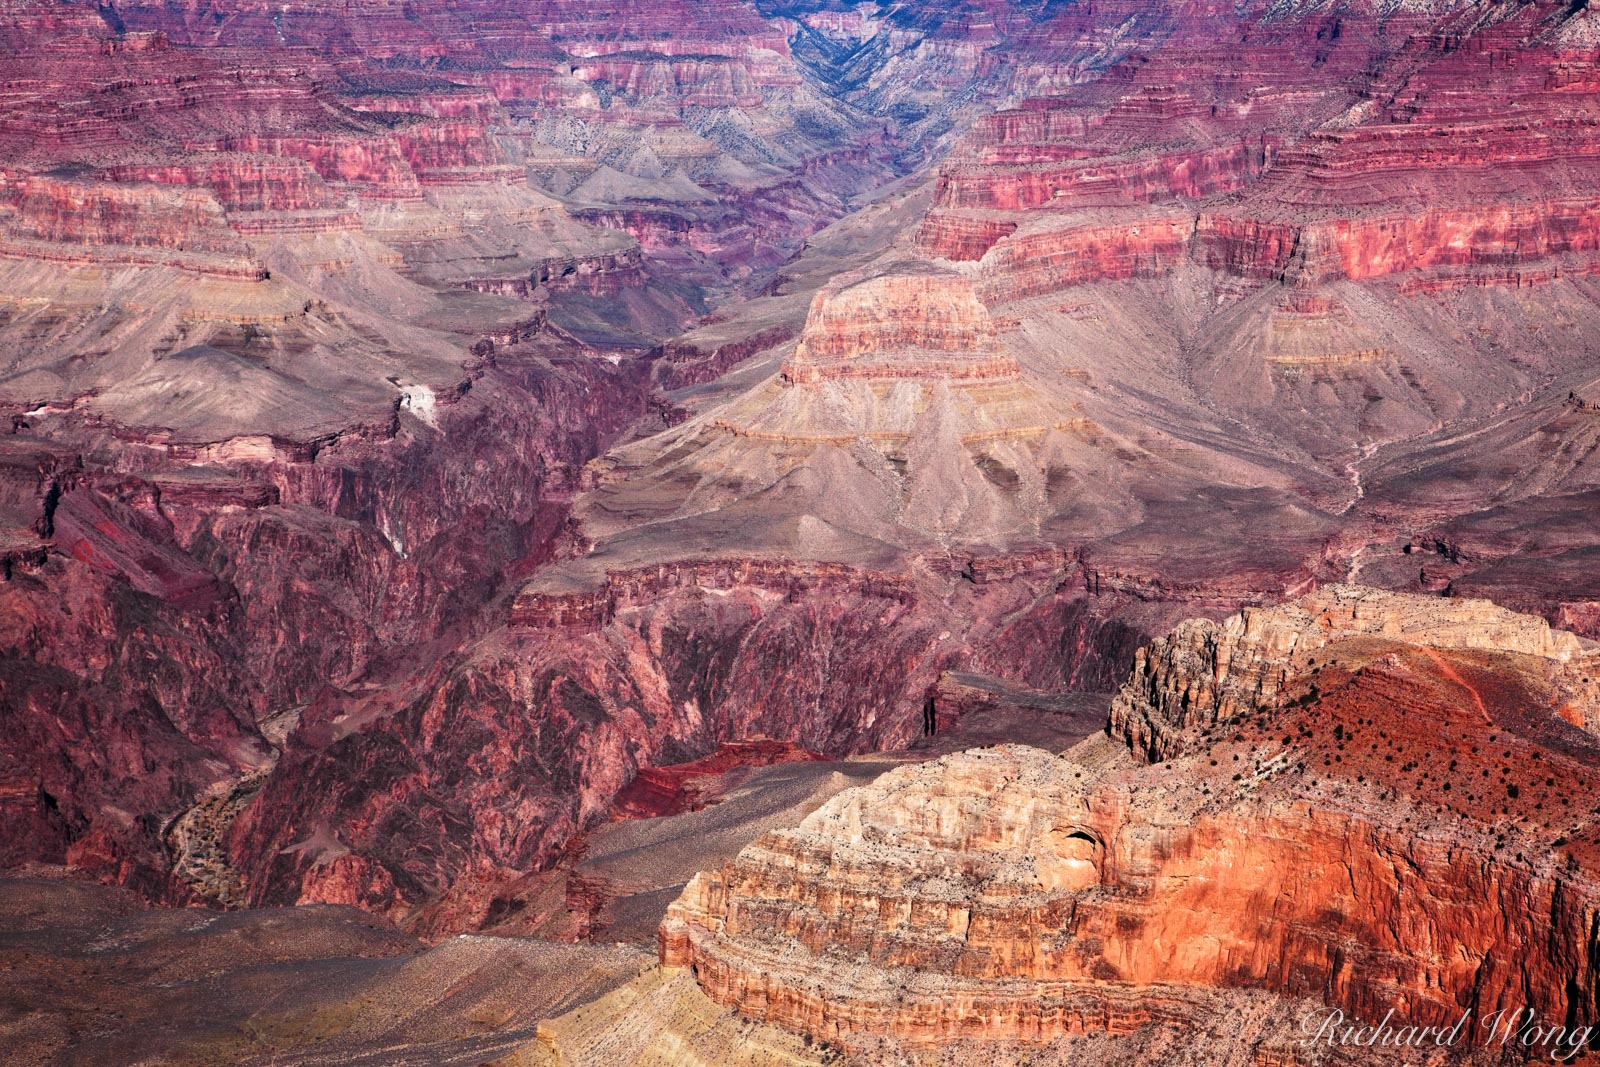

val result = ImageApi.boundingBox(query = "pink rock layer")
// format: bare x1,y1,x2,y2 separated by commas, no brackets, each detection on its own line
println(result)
780,267,1021,385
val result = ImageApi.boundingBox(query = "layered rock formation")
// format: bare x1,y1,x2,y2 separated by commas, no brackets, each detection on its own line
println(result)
906,0,1600,483
0,0,921,355
368,0,1600,924
0,347,653,899
519,243,1330,599
0,173,266,277
8,6,1600,1044
661,588,1600,1062
1112,584,1597,759
0,0,936,913
780,265,1019,384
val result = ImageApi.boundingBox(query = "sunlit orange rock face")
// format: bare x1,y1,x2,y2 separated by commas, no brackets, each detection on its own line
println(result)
662,588,1600,1060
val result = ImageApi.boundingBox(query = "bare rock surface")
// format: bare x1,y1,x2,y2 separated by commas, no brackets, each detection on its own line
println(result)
5,9,1600,1066
660,589,1600,1063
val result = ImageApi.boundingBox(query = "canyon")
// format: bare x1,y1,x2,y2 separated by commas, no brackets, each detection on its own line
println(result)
3,0,1600,1061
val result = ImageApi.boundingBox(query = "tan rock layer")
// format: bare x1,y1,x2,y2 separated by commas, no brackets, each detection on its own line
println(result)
662,589,1600,1059
780,268,1019,385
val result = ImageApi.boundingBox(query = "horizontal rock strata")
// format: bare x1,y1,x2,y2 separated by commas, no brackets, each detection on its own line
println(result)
662,588,1600,1060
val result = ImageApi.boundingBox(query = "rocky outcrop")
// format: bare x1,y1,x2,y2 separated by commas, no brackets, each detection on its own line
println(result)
780,265,1019,384
510,558,916,630
394,123,524,186
973,211,1194,302
570,55,767,109
912,212,1017,262
202,135,427,200
652,322,801,390
610,740,825,820
932,139,1267,213
1196,200,1600,287
104,158,361,233
1111,584,1592,760
662,589,1600,1060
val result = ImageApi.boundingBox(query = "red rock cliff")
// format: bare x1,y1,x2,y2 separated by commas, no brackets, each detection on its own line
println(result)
662,588,1600,1060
